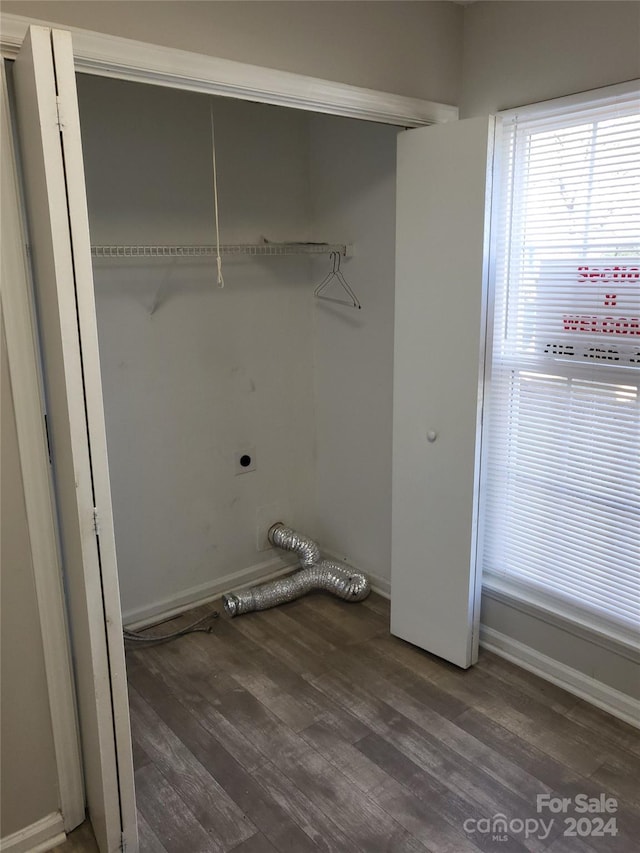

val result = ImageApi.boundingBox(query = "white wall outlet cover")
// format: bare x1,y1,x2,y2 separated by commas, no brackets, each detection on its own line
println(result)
235,448,256,475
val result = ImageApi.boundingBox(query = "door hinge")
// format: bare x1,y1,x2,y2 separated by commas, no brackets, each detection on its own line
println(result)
92,507,100,537
55,95,65,130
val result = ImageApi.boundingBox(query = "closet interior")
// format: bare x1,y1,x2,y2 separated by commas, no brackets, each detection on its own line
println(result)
75,74,399,627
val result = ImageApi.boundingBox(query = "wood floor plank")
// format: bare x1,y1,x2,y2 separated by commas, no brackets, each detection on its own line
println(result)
368,775,483,853
231,604,338,659
335,639,470,720
134,763,215,853
216,684,312,763
137,813,170,853
299,593,390,643
131,646,267,774
270,749,431,853
127,657,320,853
544,835,599,853
131,735,152,772
228,834,279,853
203,613,324,687
368,633,455,684
471,654,640,782
129,685,256,850
306,666,554,849
226,616,332,682
544,820,634,853
172,629,319,732
360,591,391,619
588,757,640,815
210,614,370,741
369,635,607,777
280,597,375,649
356,732,533,853
213,684,430,853
49,822,98,853
475,650,580,714
566,700,640,759
331,646,556,806
436,671,619,773
299,719,389,793
251,758,357,853
455,707,588,789
455,708,640,853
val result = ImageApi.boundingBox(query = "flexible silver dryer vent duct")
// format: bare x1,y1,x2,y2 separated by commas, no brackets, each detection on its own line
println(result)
270,523,320,567
222,523,370,617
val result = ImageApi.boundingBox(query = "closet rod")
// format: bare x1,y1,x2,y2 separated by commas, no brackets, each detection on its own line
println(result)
91,243,350,259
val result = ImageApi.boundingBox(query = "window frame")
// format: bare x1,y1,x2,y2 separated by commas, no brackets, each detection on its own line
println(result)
479,79,640,655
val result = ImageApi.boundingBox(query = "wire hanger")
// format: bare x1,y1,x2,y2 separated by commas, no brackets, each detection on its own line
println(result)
314,251,361,310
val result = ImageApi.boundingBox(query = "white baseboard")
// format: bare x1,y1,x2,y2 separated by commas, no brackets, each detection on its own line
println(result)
368,573,390,599
124,551,391,630
123,555,296,629
0,813,66,853
480,625,640,730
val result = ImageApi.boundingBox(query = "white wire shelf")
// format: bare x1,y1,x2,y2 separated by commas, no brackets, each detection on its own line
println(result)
90,242,349,259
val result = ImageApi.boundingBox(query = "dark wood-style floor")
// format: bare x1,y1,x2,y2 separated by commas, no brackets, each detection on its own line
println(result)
51,820,98,852
124,593,640,852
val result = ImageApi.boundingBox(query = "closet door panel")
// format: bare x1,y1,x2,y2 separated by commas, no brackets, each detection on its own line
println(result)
50,29,138,849
392,116,494,669
13,25,136,852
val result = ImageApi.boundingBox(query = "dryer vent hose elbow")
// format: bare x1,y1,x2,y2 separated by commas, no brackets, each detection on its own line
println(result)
222,523,370,617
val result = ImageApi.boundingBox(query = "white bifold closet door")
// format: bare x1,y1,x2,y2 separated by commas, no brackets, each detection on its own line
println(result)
392,117,494,669
13,26,137,852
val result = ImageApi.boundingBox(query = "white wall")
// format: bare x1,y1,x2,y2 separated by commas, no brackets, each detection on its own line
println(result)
3,1,463,105
78,77,317,620
79,74,401,617
460,1,640,118
309,115,398,588
1,317,60,838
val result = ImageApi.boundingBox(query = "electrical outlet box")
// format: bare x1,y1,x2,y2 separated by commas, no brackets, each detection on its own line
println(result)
256,502,288,551
235,448,256,475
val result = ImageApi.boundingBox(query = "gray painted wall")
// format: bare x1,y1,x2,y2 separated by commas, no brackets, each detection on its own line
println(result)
79,78,317,621
78,76,400,620
310,114,398,586
2,1,464,105
1,317,60,838
460,1,640,118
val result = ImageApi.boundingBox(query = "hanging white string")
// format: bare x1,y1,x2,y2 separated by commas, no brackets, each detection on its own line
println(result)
210,104,224,288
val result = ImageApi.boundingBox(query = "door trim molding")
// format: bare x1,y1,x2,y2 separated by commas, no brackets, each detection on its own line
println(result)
0,64,85,831
0,12,457,127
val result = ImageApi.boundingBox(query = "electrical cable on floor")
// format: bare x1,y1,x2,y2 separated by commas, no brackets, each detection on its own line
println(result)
123,609,219,645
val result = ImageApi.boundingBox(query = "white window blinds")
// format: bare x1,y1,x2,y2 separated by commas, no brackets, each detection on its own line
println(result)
482,86,640,637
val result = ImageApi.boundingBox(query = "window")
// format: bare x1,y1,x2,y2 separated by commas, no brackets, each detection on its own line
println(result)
482,84,640,641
